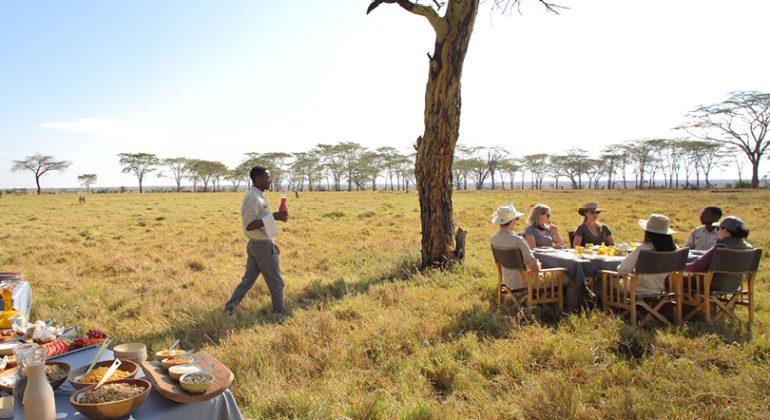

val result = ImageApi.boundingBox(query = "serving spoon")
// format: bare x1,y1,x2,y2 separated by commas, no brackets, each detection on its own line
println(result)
94,359,122,390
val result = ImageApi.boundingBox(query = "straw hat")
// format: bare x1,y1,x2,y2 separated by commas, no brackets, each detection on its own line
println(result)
578,202,603,216
638,214,675,235
490,204,524,225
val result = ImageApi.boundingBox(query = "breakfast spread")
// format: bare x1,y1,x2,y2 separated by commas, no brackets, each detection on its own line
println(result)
80,382,145,404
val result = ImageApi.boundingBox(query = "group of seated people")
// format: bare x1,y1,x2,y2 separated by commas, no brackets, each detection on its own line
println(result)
490,202,753,305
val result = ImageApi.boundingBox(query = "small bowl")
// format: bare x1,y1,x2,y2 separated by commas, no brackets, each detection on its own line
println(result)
70,378,151,420
68,359,139,390
168,364,200,380
159,356,194,370
46,361,71,390
0,361,70,395
154,348,186,361
179,373,214,394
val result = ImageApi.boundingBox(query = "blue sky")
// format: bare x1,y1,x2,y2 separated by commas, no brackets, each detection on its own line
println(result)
2,0,769,188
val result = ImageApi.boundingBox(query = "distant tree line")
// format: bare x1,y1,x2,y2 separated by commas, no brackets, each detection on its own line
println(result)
6,91,770,193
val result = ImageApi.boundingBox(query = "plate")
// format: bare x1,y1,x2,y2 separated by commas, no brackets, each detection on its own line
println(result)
0,342,20,356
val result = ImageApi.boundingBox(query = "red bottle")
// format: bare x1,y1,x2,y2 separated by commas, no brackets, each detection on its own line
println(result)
278,194,288,213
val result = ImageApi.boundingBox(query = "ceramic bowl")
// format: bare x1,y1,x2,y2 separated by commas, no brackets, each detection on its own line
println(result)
159,356,194,370
154,348,186,361
112,343,147,363
179,373,214,394
69,378,151,420
168,364,200,381
68,359,139,390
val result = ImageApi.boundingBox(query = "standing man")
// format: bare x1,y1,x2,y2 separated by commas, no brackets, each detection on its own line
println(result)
225,166,289,316
685,206,722,251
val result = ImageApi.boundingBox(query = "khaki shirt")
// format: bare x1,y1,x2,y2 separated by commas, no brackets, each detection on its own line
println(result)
685,226,719,251
490,227,537,290
242,187,271,241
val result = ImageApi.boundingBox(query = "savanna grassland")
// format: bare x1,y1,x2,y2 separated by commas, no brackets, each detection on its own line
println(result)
1,189,769,418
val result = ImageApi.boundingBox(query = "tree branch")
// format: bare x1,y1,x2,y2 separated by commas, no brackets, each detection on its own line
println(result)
367,0,446,36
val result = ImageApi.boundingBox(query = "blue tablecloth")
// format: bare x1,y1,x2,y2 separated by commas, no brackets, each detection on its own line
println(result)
0,281,31,320
534,250,625,288
13,347,244,419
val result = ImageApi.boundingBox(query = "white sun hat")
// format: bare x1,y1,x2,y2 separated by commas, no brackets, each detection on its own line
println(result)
638,214,676,235
490,204,524,225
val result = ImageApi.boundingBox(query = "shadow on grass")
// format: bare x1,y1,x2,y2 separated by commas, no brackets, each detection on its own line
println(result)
133,254,423,350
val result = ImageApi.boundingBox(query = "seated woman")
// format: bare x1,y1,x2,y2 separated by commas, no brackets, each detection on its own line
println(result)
573,202,615,247
617,214,677,293
524,204,565,249
489,204,540,291
685,216,752,292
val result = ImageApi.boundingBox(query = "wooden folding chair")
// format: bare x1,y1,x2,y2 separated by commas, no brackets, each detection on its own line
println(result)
600,248,689,327
682,248,762,326
491,246,566,313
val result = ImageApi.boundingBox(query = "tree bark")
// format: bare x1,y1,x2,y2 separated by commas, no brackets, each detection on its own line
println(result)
415,0,479,269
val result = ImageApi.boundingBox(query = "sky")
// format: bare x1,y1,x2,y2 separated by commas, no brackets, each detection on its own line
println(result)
1,0,769,189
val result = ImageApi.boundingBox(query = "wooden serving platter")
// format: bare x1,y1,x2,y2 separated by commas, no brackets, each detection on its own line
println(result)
139,350,234,404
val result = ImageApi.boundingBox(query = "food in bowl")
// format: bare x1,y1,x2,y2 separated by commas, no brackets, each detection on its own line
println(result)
160,356,193,370
79,366,132,384
179,373,214,394
168,364,200,380
79,382,145,404
155,349,185,360
45,364,68,382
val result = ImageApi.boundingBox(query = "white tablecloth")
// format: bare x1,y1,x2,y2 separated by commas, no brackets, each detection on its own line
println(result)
13,346,244,419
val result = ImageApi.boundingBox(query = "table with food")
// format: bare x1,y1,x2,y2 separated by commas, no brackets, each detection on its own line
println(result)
533,244,700,305
0,320,242,419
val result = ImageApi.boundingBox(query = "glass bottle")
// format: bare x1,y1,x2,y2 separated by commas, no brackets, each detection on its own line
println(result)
12,343,38,406
23,347,55,420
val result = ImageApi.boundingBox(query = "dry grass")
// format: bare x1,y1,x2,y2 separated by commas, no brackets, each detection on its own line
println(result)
1,189,769,418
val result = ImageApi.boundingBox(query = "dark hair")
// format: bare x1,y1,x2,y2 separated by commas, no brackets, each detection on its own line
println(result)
704,206,723,219
249,166,268,182
725,226,750,239
643,231,676,252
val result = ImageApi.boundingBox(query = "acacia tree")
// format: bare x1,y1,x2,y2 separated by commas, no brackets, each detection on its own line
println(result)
11,154,72,195
77,174,97,193
118,153,159,193
368,0,561,268
159,157,190,192
681,91,770,188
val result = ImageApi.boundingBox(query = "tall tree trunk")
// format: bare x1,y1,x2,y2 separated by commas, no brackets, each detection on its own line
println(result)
415,0,478,269
751,159,760,188
35,174,41,195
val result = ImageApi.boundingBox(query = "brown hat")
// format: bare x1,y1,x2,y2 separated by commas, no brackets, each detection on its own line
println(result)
578,202,603,216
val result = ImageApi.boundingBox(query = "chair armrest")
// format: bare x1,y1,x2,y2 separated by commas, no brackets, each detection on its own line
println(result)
539,268,567,273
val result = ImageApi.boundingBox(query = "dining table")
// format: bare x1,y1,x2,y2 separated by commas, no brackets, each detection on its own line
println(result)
12,346,244,419
533,247,700,308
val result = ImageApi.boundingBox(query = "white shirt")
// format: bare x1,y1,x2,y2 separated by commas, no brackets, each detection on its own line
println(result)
617,242,667,293
685,226,719,251
490,227,537,290
242,187,271,241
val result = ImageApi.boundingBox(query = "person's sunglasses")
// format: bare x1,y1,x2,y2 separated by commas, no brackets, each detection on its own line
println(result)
588,210,601,215
542,213,551,217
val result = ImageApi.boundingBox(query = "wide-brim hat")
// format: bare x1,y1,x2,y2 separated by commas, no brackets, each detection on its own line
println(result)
712,216,745,231
578,202,603,216
638,214,675,235
490,204,524,225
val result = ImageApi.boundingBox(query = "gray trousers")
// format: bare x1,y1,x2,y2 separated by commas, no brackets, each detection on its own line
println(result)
225,240,285,314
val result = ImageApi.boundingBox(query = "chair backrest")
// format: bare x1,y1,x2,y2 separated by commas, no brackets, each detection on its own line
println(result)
490,246,527,270
635,248,689,274
568,231,576,248
709,248,762,274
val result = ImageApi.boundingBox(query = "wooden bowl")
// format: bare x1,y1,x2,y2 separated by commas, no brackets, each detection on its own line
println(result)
69,378,151,420
68,359,139,390
47,361,70,390
0,361,70,394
